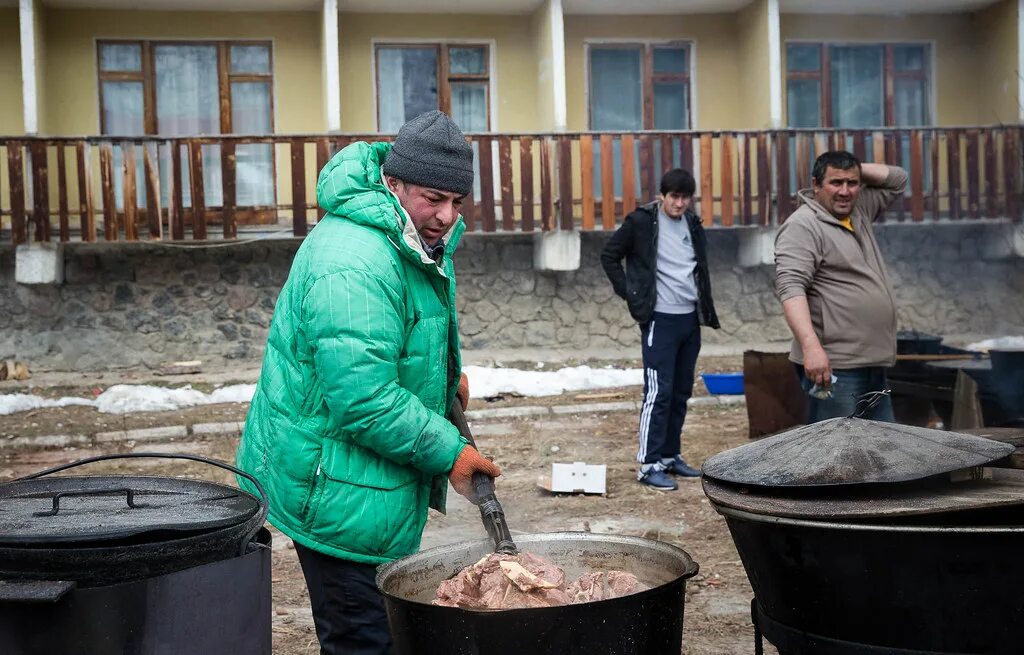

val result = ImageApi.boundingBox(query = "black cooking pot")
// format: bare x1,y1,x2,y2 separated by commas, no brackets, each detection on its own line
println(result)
896,330,944,355
0,453,268,592
989,349,1024,422
721,506,1024,654
376,532,699,655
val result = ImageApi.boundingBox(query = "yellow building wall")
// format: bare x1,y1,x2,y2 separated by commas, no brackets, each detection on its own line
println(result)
564,14,744,131
781,13,980,126
531,2,556,130
0,8,24,135
974,0,1019,124
337,13,539,133
42,9,324,136
736,0,773,129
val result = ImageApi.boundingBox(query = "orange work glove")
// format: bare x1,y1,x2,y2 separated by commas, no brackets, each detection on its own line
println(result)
448,445,501,503
456,372,470,410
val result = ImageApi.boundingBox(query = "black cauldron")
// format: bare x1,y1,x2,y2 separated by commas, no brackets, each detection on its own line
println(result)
703,417,1024,655
376,532,699,655
0,453,272,655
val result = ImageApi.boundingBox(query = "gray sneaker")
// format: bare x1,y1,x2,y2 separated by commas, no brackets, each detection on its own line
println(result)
637,463,678,490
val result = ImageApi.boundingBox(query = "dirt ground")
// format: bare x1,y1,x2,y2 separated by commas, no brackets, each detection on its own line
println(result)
0,356,775,654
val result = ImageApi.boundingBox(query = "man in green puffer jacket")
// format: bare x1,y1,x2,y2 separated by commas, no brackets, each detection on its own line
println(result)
235,111,501,655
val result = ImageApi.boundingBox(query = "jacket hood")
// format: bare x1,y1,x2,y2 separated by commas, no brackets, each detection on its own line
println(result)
796,188,847,227
315,141,465,271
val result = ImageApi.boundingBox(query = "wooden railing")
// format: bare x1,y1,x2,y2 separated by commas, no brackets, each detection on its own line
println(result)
2,126,1021,244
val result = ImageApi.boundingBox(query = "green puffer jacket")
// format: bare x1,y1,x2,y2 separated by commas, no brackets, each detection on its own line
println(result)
235,140,467,565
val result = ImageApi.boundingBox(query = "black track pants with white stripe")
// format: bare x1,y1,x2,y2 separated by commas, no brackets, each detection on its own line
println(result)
636,311,701,465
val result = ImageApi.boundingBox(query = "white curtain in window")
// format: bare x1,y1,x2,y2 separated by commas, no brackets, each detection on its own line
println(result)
155,44,222,207
101,81,147,210
830,46,883,128
451,82,488,132
231,81,275,207
589,48,642,131
377,47,437,132
590,48,642,199
378,49,407,133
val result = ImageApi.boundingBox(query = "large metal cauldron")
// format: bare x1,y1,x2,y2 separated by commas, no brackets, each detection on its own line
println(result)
376,532,699,655
703,417,1024,655
0,453,272,655
720,505,1024,655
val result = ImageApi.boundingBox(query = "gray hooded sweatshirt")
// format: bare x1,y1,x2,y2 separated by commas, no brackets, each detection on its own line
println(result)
774,167,908,369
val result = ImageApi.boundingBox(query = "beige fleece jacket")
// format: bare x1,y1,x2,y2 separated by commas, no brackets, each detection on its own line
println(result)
774,167,908,368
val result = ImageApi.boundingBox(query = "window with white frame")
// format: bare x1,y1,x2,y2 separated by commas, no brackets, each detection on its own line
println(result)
375,43,491,133
588,42,691,131
786,42,931,128
97,40,276,216
587,42,692,200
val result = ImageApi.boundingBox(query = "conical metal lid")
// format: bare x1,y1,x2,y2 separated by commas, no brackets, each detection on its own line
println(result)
702,418,1016,488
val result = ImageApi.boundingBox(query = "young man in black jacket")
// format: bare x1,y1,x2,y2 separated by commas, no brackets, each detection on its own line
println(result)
601,169,720,490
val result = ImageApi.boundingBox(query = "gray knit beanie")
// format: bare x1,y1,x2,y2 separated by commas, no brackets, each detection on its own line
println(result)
382,110,475,196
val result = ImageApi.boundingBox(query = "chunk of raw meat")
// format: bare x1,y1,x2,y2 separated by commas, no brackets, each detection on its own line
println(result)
433,551,647,610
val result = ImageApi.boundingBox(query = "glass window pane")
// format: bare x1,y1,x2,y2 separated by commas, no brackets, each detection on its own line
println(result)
235,144,275,206
451,82,488,132
231,81,272,133
155,45,222,207
653,47,687,74
893,45,926,72
786,44,821,72
100,43,142,72
230,44,271,74
589,47,642,130
787,79,821,128
101,81,145,134
155,44,220,135
230,81,275,207
448,47,486,75
894,77,928,126
377,47,438,132
110,145,147,211
653,82,689,129
830,45,883,128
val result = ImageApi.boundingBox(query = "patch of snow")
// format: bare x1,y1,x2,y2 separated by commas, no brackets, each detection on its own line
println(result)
0,366,642,417
0,394,94,415
967,336,1024,352
0,384,256,416
463,365,643,398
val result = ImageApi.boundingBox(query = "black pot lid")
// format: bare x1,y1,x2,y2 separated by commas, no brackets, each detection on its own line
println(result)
701,418,1016,488
703,473,1024,520
0,475,260,545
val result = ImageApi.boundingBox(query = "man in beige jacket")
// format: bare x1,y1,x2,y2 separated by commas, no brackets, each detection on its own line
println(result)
775,150,908,423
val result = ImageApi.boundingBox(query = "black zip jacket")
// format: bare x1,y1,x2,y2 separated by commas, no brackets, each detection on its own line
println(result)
600,202,720,328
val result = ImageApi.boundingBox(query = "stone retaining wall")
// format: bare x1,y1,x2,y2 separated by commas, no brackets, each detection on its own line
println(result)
2,221,1022,371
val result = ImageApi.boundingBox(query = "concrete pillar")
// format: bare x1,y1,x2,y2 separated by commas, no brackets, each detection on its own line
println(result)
737,226,778,267
18,0,42,135
322,0,341,133
736,0,782,129
532,0,567,132
767,0,782,128
534,230,580,271
549,0,567,132
15,243,63,284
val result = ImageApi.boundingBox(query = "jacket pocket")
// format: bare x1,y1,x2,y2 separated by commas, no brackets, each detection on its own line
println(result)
305,440,426,558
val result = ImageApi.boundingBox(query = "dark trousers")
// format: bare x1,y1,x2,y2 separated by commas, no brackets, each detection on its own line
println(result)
796,365,895,424
294,542,394,655
637,311,701,464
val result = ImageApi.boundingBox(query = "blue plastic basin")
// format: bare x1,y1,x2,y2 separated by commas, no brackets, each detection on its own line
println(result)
701,372,745,395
